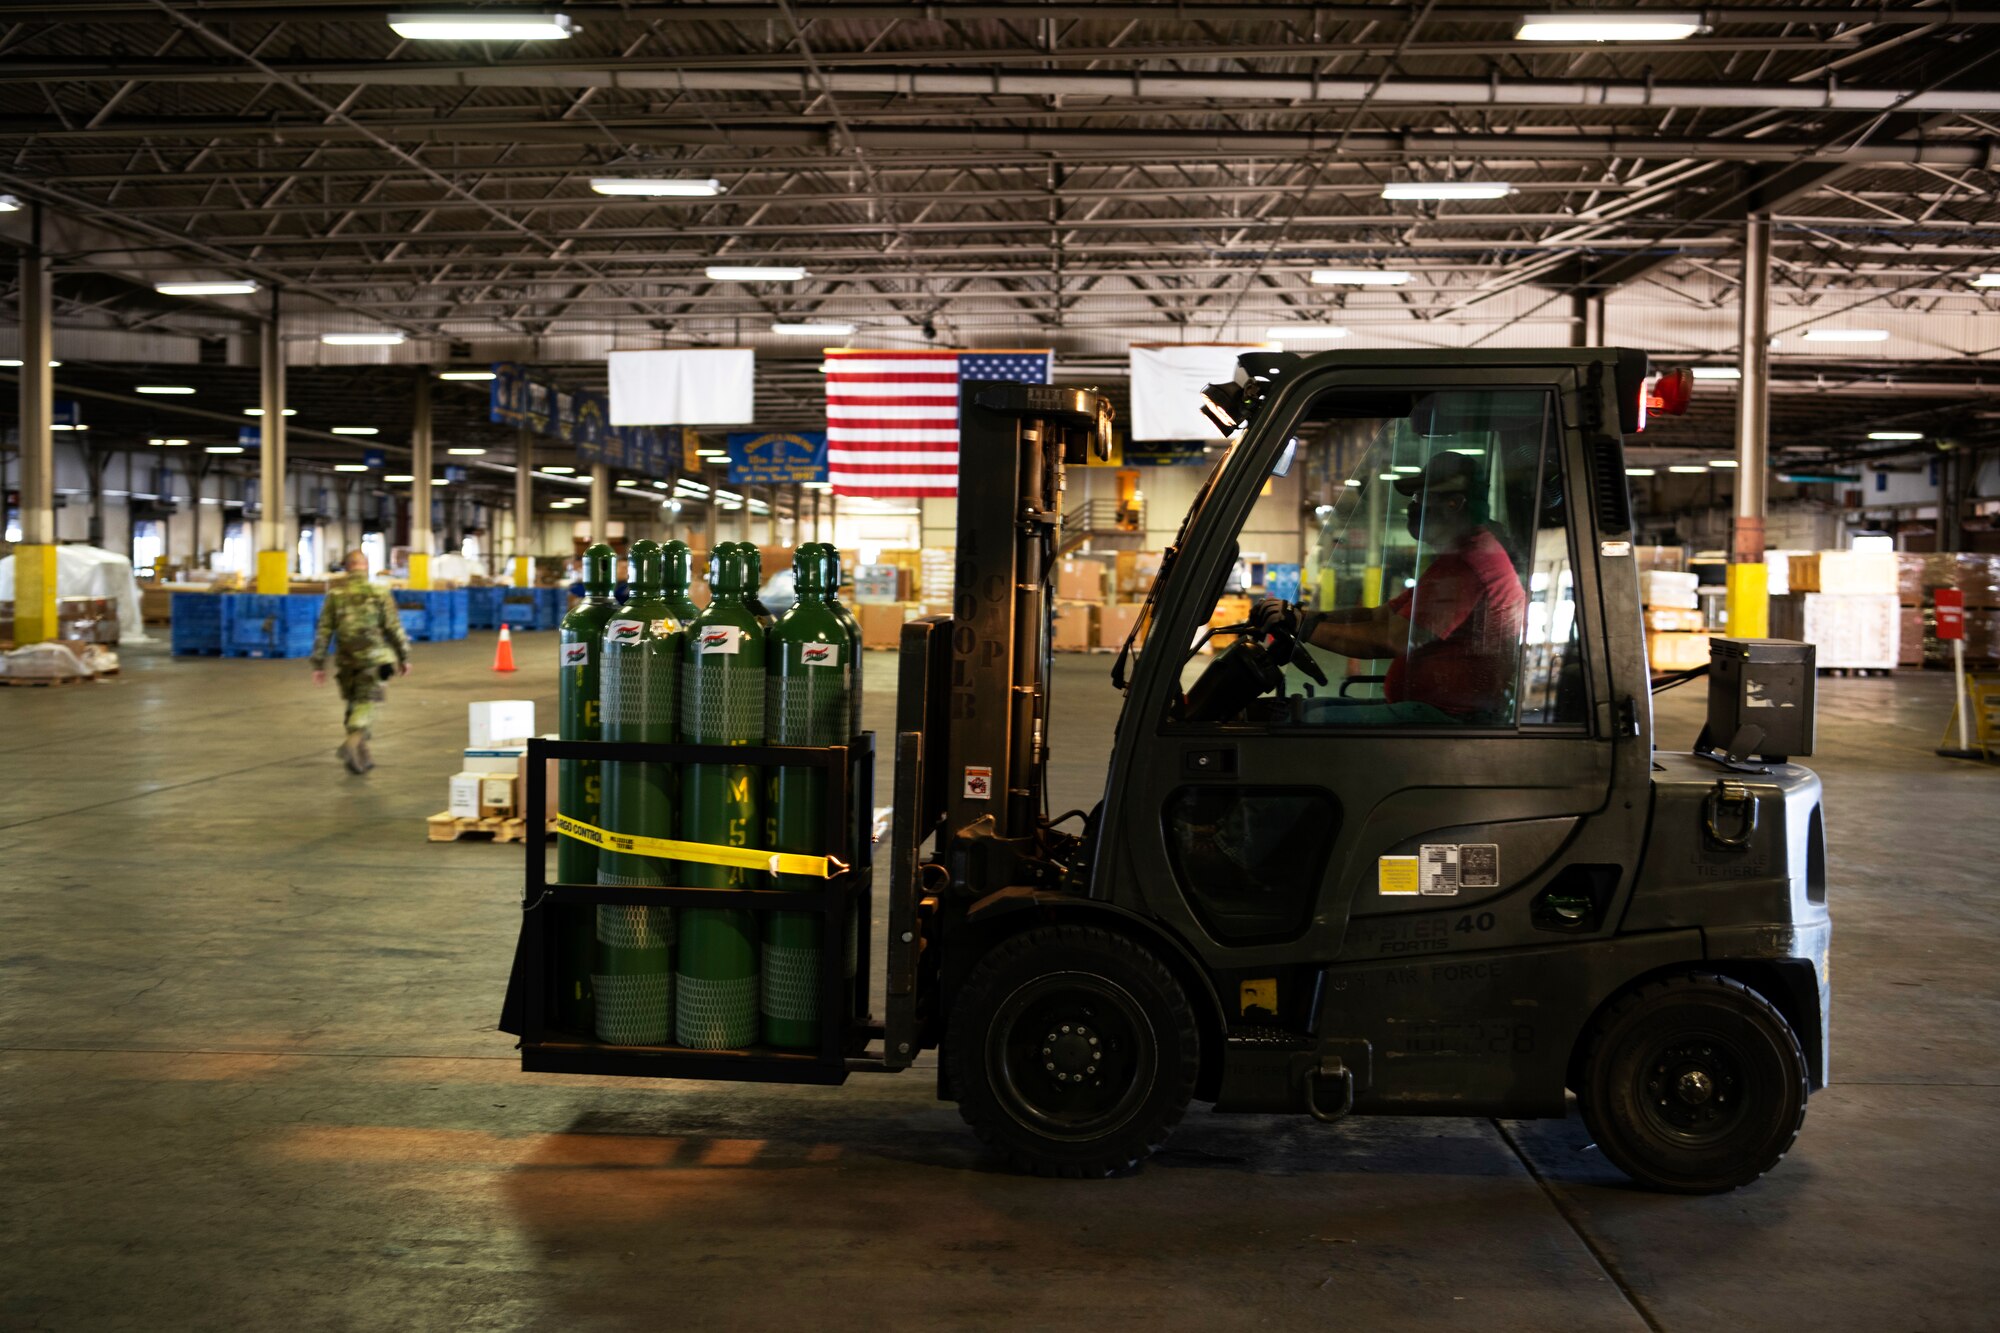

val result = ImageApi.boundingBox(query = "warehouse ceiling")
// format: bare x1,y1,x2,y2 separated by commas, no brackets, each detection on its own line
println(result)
1,0,1997,487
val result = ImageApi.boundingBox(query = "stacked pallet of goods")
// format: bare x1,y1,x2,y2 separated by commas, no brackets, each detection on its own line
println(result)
1641,567,1708,672
1768,551,1900,672
1899,552,2000,669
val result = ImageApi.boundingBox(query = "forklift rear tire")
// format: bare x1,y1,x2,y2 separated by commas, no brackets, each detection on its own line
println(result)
949,925,1201,1178
1580,972,1808,1194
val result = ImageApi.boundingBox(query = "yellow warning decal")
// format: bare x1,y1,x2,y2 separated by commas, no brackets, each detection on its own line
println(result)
1239,978,1278,1014
553,813,847,879
1377,855,1421,896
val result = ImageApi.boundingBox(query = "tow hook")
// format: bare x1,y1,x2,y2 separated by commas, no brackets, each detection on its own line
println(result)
1302,1057,1355,1123
1703,779,1759,850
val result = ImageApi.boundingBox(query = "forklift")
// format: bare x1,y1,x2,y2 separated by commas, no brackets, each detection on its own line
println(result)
506,348,1829,1194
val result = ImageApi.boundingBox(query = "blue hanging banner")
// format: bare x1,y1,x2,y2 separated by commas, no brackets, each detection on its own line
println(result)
363,448,385,469
489,361,678,478
53,399,83,428
726,430,827,485
238,425,260,447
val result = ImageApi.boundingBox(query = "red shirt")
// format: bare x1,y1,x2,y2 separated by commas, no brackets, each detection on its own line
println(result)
1383,527,1527,717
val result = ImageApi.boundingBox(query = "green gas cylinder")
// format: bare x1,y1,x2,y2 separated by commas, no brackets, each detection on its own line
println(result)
676,543,766,1049
731,541,776,629
554,542,618,1031
813,543,866,742
661,538,699,626
593,539,684,1045
760,544,856,1049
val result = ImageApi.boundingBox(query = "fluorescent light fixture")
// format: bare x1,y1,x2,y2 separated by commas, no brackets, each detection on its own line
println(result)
51,423,86,431
321,332,406,346
1344,478,1362,487
1392,465,1422,473
334,463,370,472
148,438,191,447
1867,430,1924,441
771,321,855,336
1,359,61,367
1382,181,1514,201
1802,328,1889,342
0,194,19,212
706,265,809,281
432,477,450,486
697,449,730,458
439,370,497,381
1516,13,1704,41
135,385,196,395
385,473,415,482
331,426,379,435
590,177,723,198
1668,464,1709,474
616,478,637,487
243,407,297,416
1265,324,1350,338
651,480,669,489
1311,269,1410,286
541,465,576,475
1625,467,1657,476
1691,366,1741,381
388,12,572,41
205,445,245,454
447,447,486,456
1709,459,1740,468
155,280,259,297
1972,273,2000,288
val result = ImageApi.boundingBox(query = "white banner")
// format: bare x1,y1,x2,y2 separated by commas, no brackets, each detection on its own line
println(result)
608,348,754,425
1127,344,1270,441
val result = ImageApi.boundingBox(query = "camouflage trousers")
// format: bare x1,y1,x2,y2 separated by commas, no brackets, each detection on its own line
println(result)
336,662,390,735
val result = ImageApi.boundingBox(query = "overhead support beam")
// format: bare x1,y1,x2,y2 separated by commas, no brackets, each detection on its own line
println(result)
1,121,1990,168
41,3,2000,25
409,371,433,589
15,207,58,645
256,292,289,594
1728,216,1773,642
23,63,2000,114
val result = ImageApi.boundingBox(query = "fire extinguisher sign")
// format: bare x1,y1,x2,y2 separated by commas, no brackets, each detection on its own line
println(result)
1936,588,1966,641
964,765,993,800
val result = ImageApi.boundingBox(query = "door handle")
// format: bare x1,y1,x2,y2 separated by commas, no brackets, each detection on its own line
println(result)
1185,746,1237,776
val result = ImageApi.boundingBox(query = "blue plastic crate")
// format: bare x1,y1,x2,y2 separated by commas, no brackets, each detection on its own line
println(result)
393,589,469,642
221,593,324,659
170,593,225,655
536,586,569,630
500,593,539,629
466,586,505,629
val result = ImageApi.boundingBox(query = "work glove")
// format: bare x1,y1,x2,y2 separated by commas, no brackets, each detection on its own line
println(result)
1249,598,1298,637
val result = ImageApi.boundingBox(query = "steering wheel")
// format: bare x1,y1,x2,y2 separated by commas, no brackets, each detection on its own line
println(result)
1179,617,1327,722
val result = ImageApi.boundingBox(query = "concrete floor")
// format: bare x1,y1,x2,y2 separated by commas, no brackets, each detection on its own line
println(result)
2,637,1995,1331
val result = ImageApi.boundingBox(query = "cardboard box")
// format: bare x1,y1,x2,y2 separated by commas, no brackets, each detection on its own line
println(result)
1056,556,1111,604
480,773,518,815
1096,602,1143,650
1646,630,1712,672
448,771,485,819
1815,550,1898,596
1052,601,1097,651
469,700,536,748
1769,592,1900,670
1644,607,1707,632
1641,570,1700,609
858,602,912,650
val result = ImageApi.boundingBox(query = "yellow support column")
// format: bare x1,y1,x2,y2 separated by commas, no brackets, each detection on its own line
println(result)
15,544,59,644
408,551,432,590
256,549,290,594
1726,562,1769,639
513,555,531,588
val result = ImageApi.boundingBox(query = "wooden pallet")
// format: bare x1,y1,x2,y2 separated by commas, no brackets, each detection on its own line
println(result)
0,672,100,687
426,811,529,843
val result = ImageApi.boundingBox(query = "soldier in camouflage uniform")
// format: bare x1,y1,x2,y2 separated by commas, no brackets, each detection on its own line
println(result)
310,549,413,773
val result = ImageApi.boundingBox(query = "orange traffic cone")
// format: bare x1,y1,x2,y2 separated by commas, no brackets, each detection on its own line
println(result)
492,624,518,673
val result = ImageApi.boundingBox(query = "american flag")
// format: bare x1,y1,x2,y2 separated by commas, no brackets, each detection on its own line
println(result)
825,348,1054,498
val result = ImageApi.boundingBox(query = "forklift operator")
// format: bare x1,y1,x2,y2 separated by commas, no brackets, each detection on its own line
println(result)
1254,452,1527,724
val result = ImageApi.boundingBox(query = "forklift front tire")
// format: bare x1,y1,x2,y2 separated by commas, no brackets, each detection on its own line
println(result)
949,925,1201,1178
1580,972,1808,1194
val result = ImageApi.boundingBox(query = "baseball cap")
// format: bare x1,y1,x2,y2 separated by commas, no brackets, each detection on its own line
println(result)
1394,450,1481,497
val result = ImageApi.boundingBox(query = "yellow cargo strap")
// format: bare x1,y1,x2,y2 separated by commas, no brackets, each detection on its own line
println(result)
554,813,848,879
